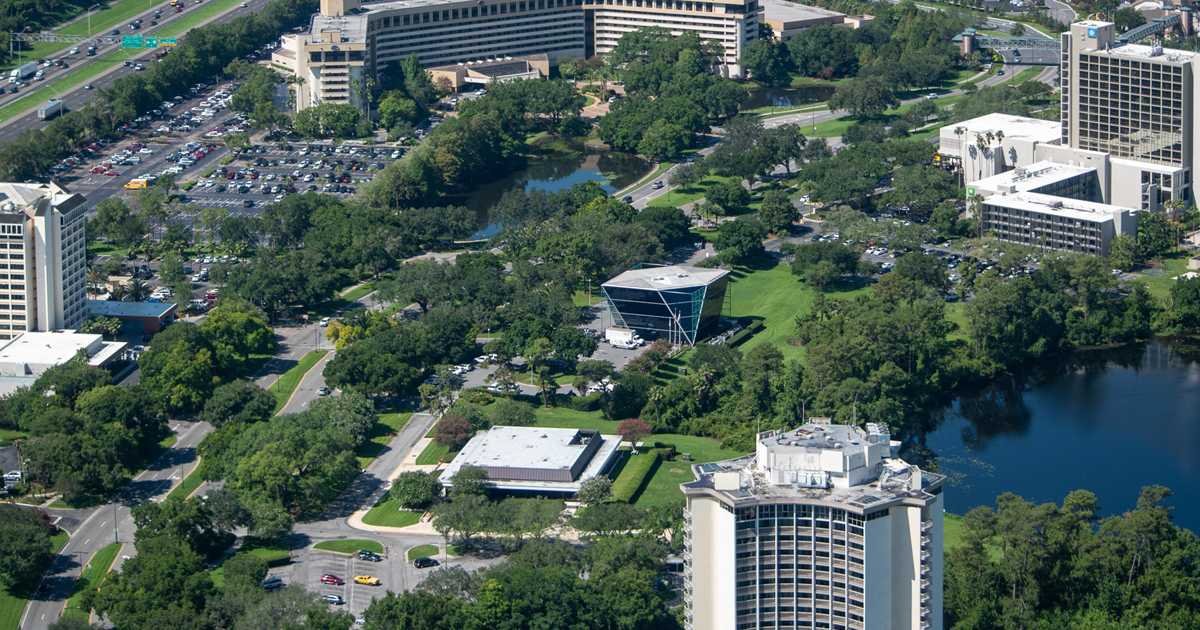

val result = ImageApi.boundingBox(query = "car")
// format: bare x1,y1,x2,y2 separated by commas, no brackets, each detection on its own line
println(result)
70,47,80,55
353,575,381,586
261,576,284,591
319,574,344,586
356,550,383,562
322,594,345,605
413,557,439,569
319,317,330,327
316,386,331,397
622,195,633,203
651,180,664,189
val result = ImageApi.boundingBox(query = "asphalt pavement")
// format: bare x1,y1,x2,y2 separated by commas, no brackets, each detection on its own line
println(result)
0,0,273,142
20,420,212,630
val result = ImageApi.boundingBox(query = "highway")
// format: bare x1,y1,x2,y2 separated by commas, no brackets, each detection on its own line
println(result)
0,0,272,143
1043,0,1078,28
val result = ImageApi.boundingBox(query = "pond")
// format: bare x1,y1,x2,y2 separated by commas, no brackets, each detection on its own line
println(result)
924,340,1200,530
462,148,651,239
742,85,837,110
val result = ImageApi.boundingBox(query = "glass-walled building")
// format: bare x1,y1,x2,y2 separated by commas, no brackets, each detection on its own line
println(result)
601,264,730,346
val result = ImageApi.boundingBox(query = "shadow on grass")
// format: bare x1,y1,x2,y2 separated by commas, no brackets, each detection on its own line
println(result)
625,452,664,505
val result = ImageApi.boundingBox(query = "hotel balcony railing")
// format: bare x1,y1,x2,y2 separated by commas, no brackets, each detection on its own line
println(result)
921,578,931,590
921,520,933,533
921,534,930,547
921,592,931,604
920,550,931,563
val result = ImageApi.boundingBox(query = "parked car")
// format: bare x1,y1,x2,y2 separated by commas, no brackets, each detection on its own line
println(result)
261,576,284,591
319,574,344,586
413,557,439,569
353,575,381,586
322,594,345,605
357,550,383,562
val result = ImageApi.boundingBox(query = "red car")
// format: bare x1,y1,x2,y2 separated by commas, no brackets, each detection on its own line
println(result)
104,170,119,177
90,166,105,174
319,574,344,586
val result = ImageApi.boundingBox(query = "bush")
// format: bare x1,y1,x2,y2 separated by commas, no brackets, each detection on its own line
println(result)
458,388,495,406
726,320,765,347
611,450,662,503
568,392,602,411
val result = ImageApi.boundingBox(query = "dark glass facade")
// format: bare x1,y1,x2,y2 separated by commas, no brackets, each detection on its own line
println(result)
601,277,727,345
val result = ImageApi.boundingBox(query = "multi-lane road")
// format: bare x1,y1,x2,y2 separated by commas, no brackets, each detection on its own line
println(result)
0,0,273,143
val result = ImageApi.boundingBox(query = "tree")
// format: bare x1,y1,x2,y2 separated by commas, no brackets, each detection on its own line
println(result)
705,180,751,213
434,413,473,452
202,380,275,427
378,91,423,132
715,217,767,264
449,465,489,498
0,506,54,590
791,241,861,290
362,592,469,630
138,323,216,416
90,198,147,247
884,165,958,218
576,477,613,505
222,553,268,591
893,252,949,292
743,39,793,86
89,536,213,630
636,205,692,249
759,189,797,234
787,25,858,78
1138,211,1177,259
390,471,440,510
636,119,689,161
484,397,536,427
199,298,275,375
292,103,366,139
829,77,898,118
617,418,651,446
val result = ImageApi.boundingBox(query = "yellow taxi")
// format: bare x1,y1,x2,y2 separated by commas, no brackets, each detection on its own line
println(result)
353,575,381,586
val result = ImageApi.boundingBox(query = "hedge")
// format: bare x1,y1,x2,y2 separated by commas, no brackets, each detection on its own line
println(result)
726,320,765,347
611,449,662,503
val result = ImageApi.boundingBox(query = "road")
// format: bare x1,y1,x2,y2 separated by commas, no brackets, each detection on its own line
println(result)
1043,0,1077,28
20,420,212,630
0,0,273,142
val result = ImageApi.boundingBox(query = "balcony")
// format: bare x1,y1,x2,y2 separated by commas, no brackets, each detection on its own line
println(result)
921,535,930,547
921,521,933,533
920,550,931,563
921,578,930,590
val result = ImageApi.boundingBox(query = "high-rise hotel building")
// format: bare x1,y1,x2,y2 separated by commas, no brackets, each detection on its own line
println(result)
1061,20,1200,208
273,0,762,111
681,421,944,630
0,183,87,340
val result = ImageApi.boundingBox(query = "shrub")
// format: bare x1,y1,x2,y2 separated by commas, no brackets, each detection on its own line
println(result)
611,450,662,503
568,392,602,411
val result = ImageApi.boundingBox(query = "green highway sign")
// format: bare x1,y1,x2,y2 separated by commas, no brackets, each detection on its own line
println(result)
119,35,178,49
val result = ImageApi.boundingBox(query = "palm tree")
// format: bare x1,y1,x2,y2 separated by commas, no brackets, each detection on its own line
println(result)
126,278,149,302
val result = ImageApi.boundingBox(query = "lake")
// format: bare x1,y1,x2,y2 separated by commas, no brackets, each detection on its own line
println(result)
924,340,1200,530
742,85,837,110
462,149,651,239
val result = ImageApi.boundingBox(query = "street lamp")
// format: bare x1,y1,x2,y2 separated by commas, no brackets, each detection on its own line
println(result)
87,4,102,37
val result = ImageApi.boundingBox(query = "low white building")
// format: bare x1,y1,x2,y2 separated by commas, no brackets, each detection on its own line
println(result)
438,426,621,495
938,113,1062,183
0,331,126,377
978,191,1138,256
968,160,1101,201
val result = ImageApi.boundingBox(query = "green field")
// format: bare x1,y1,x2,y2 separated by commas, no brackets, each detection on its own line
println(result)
647,174,739,210
268,350,327,412
340,282,376,303
415,440,452,465
164,464,204,501
726,262,870,364
406,544,438,561
62,542,121,622
361,498,422,528
0,428,26,446
355,412,413,468
314,539,384,555
1133,253,1191,301
0,531,69,630
531,410,744,507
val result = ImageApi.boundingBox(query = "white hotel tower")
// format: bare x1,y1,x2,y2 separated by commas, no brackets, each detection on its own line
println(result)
681,421,944,630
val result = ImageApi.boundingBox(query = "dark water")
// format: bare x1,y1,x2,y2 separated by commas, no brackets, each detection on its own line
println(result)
923,340,1200,530
462,150,650,239
742,85,837,109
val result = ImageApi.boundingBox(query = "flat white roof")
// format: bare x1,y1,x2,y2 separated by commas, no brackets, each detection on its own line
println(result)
0,332,126,374
439,426,622,493
944,113,1061,143
764,0,844,23
1096,42,1199,64
983,191,1133,222
970,161,1095,194
603,265,730,291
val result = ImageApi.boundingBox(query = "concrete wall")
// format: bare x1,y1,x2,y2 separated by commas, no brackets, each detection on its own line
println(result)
687,497,736,630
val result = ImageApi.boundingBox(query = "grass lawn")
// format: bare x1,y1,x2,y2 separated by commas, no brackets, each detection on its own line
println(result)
647,174,739,209
1010,66,1041,86
532,408,745,507
340,282,376,303
268,350,327,412
355,412,413,468
572,289,600,307
1133,252,1191,301
0,428,26,446
945,301,969,342
414,440,452,465
62,542,121,622
164,464,203,501
0,531,69,629
361,497,422,528
726,261,870,364
944,512,965,550
314,539,383,555
406,544,439,561
158,433,177,449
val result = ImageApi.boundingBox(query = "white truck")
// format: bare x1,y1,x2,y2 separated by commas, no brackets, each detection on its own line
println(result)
37,99,64,120
8,62,36,83
606,327,643,348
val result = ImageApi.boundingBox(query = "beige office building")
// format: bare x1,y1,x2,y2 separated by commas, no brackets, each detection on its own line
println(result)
0,183,87,340
1061,20,1200,209
682,421,944,630
978,191,1137,256
275,0,763,111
